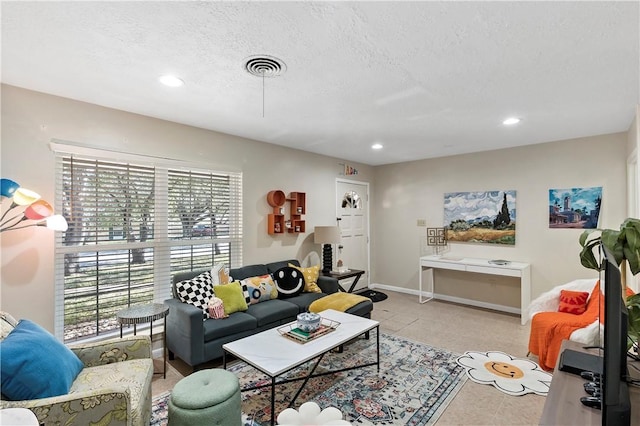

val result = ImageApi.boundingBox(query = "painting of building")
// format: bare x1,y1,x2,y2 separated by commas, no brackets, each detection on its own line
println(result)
548,186,602,229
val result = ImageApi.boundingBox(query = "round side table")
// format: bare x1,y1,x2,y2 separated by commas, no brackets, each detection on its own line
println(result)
117,303,170,378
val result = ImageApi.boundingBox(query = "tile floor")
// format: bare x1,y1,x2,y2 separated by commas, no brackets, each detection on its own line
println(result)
152,290,546,425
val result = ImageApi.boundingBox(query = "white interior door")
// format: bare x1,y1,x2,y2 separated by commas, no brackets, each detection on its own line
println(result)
336,179,369,292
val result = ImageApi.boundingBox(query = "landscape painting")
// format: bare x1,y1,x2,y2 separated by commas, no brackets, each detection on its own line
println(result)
443,190,516,245
549,186,602,229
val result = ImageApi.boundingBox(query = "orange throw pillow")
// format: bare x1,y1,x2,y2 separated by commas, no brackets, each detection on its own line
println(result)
558,290,590,315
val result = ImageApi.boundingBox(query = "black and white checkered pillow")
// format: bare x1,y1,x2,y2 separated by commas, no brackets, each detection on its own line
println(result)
176,271,214,319
240,282,251,305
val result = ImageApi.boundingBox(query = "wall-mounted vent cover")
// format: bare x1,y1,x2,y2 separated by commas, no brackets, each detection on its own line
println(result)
244,55,287,78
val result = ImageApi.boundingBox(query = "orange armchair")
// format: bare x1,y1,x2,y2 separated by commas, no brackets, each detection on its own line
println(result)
528,278,634,371
528,279,601,371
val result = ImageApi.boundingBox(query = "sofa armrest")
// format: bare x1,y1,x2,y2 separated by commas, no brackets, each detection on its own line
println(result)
0,387,133,426
164,298,206,366
70,335,152,367
317,275,340,294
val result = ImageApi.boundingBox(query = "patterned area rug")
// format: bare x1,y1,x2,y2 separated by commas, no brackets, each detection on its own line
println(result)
456,350,552,396
151,332,467,426
151,391,169,425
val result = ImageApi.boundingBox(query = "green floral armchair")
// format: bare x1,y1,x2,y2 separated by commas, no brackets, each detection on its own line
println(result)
0,312,153,426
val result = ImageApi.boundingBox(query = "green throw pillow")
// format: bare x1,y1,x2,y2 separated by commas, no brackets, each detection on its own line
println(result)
215,282,249,315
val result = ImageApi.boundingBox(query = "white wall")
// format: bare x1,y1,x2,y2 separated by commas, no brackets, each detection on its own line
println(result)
371,133,628,305
0,85,373,331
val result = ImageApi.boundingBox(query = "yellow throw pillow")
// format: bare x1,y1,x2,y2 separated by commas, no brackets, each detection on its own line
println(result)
289,263,322,293
309,292,369,313
214,282,248,315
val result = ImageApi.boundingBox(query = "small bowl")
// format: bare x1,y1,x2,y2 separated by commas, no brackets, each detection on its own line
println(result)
297,312,321,332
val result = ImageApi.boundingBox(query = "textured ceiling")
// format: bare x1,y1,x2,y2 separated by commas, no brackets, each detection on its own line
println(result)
1,1,639,166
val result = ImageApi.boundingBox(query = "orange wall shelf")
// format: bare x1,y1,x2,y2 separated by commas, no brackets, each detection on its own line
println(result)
267,190,306,234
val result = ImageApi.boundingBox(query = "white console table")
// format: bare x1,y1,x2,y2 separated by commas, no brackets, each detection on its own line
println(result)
419,255,531,325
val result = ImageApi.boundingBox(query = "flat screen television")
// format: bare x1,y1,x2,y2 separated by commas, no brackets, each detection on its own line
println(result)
601,246,631,425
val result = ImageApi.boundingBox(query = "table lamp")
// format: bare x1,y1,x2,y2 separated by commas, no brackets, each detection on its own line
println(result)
314,226,341,274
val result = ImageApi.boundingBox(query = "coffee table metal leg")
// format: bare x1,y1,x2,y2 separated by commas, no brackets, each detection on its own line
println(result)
289,353,326,407
271,376,276,426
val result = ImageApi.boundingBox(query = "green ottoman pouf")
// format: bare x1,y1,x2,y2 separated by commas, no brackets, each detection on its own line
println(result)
168,368,241,426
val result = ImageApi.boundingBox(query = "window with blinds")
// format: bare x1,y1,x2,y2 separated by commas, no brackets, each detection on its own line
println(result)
54,152,242,342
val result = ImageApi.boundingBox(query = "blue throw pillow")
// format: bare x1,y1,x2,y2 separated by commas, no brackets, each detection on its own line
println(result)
0,319,84,400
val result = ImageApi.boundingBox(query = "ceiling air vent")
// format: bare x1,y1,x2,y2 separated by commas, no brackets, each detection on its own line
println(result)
244,55,287,78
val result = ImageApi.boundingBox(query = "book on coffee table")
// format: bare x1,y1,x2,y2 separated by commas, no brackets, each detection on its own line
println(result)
278,319,340,344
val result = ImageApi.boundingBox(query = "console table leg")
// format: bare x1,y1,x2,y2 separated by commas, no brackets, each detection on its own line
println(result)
419,266,434,304
347,275,361,293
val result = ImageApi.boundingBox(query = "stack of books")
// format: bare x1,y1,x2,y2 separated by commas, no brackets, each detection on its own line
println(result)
282,324,335,343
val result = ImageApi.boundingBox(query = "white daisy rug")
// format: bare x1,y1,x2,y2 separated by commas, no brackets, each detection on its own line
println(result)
456,350,552,396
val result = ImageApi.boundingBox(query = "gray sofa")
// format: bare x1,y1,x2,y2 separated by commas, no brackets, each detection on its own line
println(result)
165,259,373,368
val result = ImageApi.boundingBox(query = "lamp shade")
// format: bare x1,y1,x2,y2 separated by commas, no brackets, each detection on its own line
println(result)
314,226,341,244
45,215,68,232
24,200,54,220
12,188,41,206
0,179,20,198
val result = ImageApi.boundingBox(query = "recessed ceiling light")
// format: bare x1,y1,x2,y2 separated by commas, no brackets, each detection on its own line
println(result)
158,75,184,87
503,117,521,125
372,143,383,150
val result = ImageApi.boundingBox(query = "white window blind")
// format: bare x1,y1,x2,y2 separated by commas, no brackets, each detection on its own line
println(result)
53,148,242,342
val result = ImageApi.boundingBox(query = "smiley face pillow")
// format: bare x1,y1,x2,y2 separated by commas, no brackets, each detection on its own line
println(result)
272,266,305,299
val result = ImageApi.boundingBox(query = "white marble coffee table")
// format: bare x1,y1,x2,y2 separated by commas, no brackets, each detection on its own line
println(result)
222,309,379,425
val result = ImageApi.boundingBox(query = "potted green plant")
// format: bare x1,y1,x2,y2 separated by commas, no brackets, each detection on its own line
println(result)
578,217,640,352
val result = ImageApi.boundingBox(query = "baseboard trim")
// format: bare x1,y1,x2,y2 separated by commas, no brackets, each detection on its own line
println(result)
369,283,416,295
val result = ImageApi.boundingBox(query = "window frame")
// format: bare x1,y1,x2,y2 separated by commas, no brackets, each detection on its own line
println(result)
51,141,243,341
